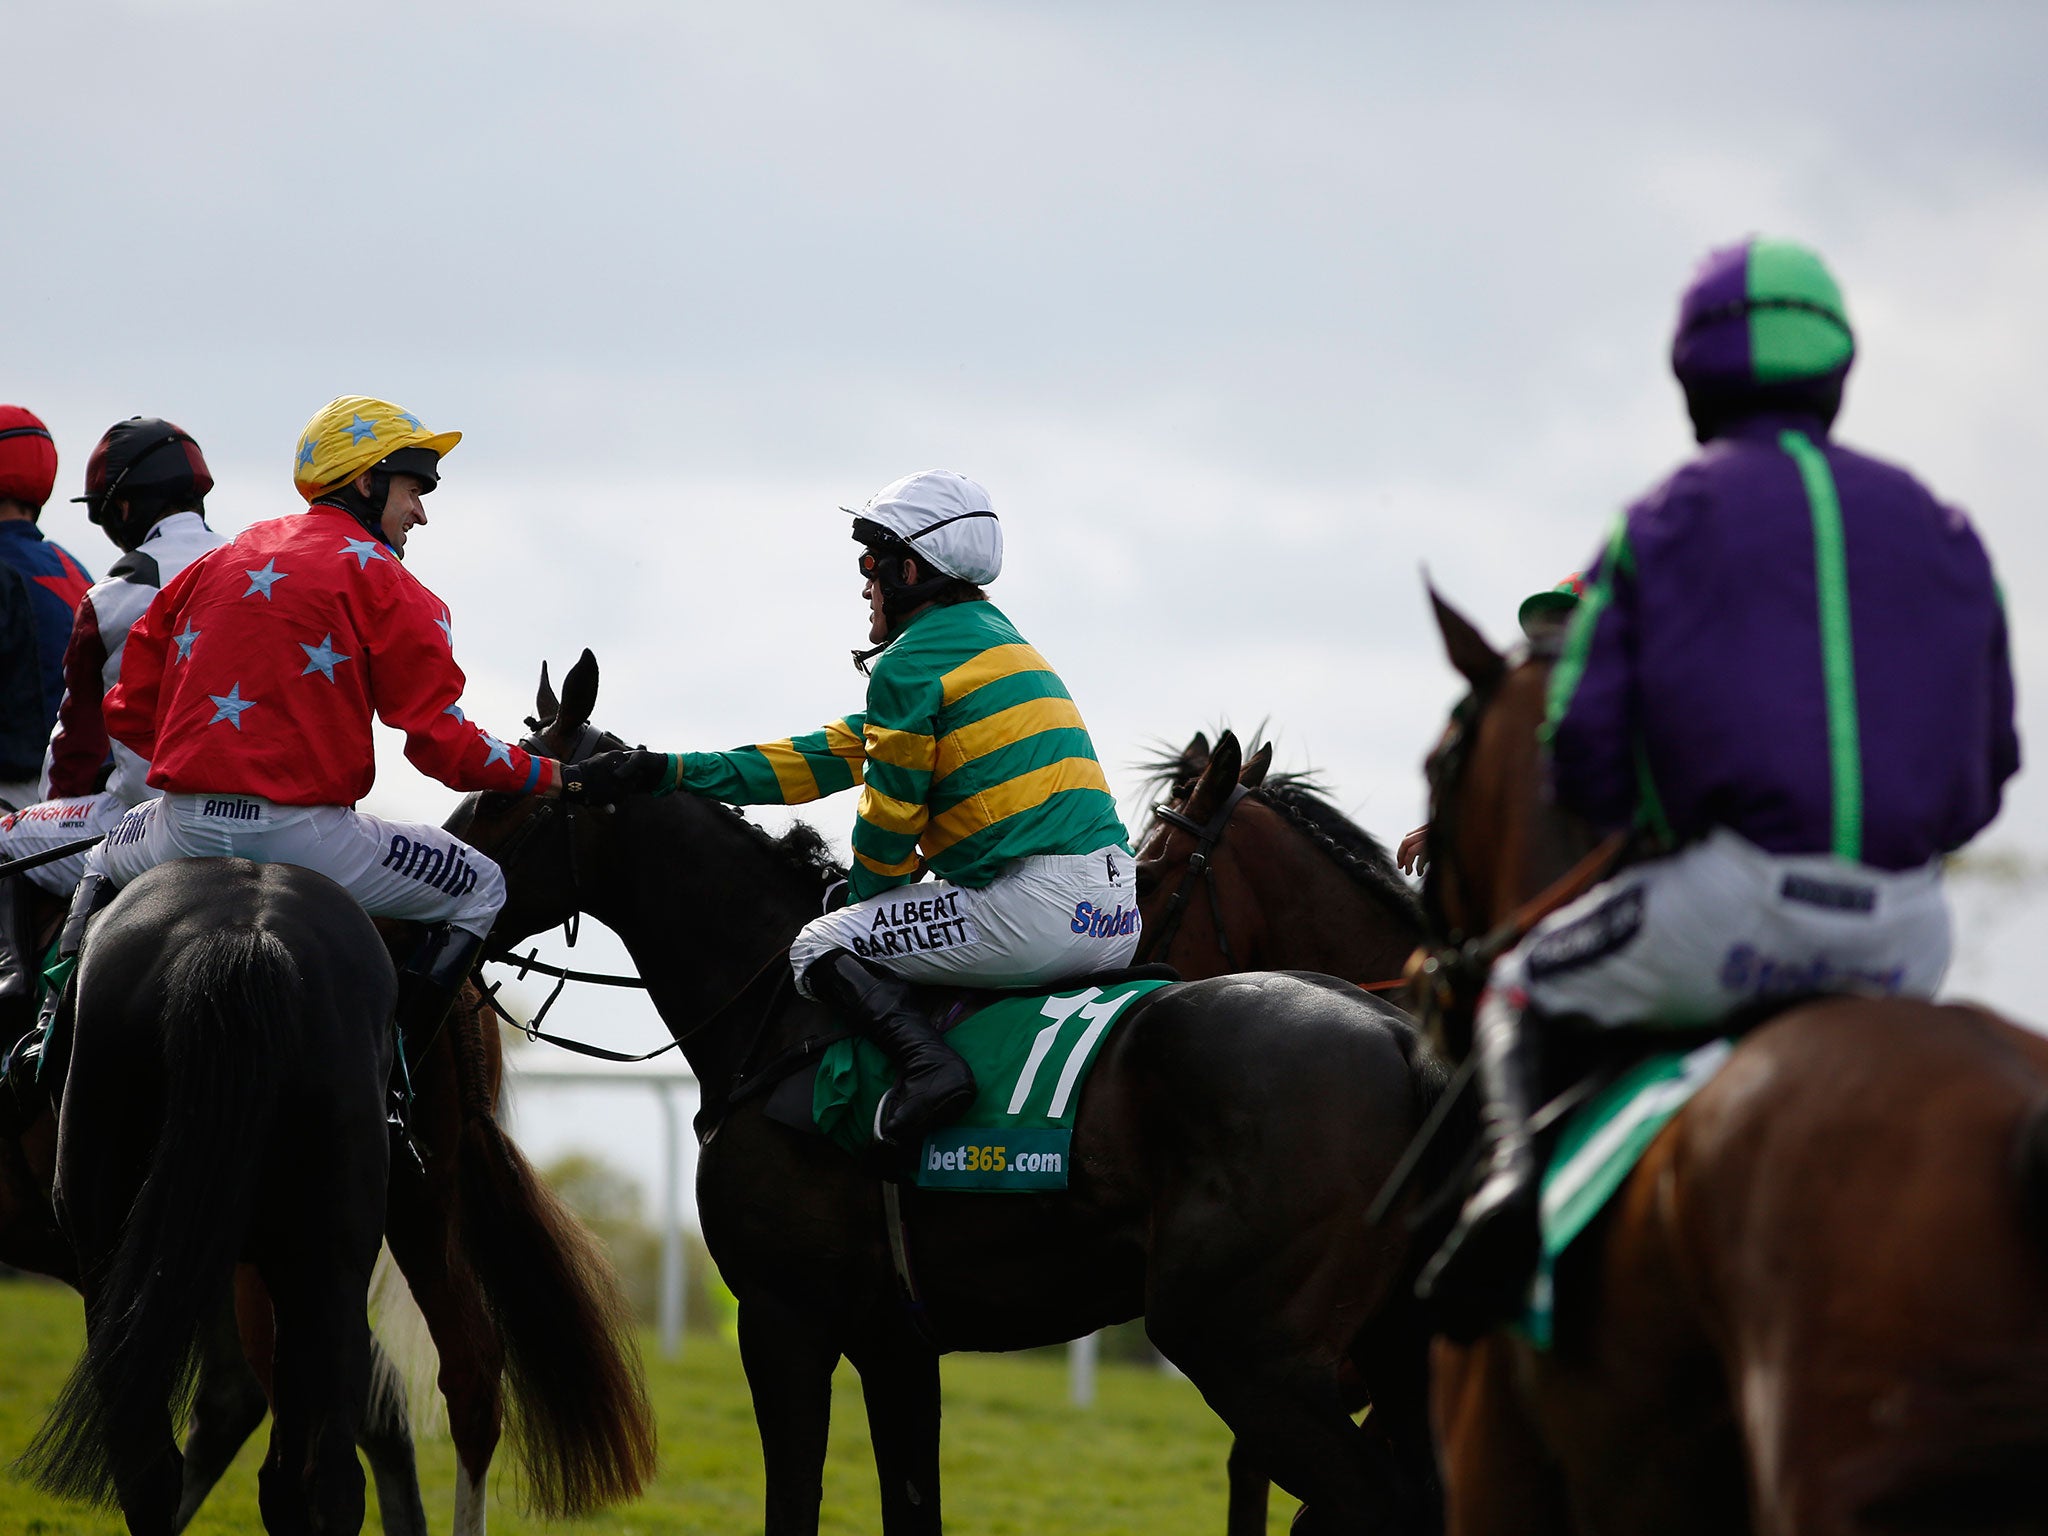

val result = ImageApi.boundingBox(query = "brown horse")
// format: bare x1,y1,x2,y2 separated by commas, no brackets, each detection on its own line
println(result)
1134,727,1423,989
1135,727,1433,1534
1419,591,2048,1535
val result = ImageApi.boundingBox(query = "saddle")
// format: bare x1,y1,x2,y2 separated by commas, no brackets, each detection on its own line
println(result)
760,963,1182,1160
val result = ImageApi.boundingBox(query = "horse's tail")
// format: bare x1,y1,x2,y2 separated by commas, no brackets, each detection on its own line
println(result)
23,925,294,1506
455,1062,656,1515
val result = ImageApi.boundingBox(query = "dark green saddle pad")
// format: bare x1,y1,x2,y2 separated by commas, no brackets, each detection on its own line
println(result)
811,975,1174,1191
1524,1036,1734,1347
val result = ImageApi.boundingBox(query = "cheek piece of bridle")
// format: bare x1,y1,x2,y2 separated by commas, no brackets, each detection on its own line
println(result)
465,719,682,1060
1364,669,1628,1228
1134,782,1252,969
474,719,806,1086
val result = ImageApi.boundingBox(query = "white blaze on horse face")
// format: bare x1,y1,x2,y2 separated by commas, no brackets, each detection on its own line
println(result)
455,1463,487,1536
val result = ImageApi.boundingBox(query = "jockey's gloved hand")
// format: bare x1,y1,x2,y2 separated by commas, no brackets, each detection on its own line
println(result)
560,750,671,805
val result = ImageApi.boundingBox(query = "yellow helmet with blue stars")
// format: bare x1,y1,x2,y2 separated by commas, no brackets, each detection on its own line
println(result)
293,395,462,503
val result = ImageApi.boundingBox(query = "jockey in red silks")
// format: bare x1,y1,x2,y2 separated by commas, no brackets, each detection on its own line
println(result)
0,419,227,1071
10,397,646,1119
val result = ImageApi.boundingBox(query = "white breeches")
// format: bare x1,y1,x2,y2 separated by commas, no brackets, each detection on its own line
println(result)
1495,827,1951,1028
1,792,131,894
791,846,1142,995
85,792,506,938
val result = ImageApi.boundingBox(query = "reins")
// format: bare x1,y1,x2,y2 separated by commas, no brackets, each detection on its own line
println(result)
470,715,808,1093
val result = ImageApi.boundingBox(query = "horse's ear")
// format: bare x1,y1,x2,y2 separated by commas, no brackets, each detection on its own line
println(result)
1430,582,1506,690
1183,731,1211,771
559,649,599,735
1239,742,1273,788
1184,729,1242,824
535,661,560,723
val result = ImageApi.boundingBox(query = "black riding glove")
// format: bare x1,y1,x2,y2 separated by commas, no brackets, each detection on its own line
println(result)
560,750,670,805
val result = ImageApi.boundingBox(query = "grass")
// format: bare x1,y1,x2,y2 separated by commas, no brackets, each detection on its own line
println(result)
0,1277,1299,1534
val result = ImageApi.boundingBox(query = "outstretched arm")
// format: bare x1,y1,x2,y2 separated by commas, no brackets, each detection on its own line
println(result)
669,717,868,805
369,581,561,796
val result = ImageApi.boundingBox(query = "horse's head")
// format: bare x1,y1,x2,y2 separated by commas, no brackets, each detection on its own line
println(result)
1417,586,1596,1051
445,648,624,947
1132,728,1275,969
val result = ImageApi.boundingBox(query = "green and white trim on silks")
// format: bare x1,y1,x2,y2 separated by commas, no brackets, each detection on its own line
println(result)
811,976,1170,1191
1524,1037,1733,1348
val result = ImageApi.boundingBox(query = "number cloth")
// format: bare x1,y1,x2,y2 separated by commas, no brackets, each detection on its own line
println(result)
1524,1038,1736,1348
674,598,1130,904
812,975,1171,1188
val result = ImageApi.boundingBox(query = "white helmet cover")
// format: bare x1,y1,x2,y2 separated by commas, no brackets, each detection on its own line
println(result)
848,469,1003,584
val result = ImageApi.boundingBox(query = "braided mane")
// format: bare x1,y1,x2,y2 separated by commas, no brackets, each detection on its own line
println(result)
1135,740,1422,936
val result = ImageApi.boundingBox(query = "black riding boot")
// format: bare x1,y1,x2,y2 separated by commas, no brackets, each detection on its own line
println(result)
1416,988,1544,1340
393,924,486,1062
804,950,976,1146
1,873,114,1136
0,873,35,1021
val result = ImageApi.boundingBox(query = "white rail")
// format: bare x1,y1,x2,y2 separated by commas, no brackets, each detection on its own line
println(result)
504,1058,698,1360
504,1055,1106,1404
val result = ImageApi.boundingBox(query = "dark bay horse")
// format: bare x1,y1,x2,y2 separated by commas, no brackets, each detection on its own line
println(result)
1420,592,2048,1535
11,864,654,1534
1136,728,1433,1535
449,653,1448,1536
24,859,396,1533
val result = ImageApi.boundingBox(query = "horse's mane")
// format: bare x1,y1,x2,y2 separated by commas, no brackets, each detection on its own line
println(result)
1135,739,1423,934
1255,772,1425,933
711,802,847,894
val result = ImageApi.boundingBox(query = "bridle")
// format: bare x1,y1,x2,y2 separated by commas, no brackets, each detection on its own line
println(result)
1134,782,1251,969
1410,651,1629,1051
470,714,805,1094
1363,648,1629,1225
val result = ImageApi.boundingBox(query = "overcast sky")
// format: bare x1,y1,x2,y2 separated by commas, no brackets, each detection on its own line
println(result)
12,0,2048,1195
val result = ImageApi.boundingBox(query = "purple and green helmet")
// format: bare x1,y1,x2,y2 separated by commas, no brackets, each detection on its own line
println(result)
1671,238,1854,389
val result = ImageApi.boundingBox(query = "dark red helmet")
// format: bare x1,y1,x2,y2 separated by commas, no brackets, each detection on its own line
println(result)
74,417,214,525
0,405,59,509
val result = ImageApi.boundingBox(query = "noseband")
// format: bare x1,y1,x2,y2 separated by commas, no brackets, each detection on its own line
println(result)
1135,782,1252,969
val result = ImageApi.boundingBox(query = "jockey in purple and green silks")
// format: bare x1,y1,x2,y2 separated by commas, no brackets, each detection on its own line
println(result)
636,471,1139,1146
1420,238,2020,1338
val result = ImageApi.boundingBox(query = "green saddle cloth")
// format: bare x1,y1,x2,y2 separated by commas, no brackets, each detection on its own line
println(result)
812,977,1171,1191
1525,1036,1734,1347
